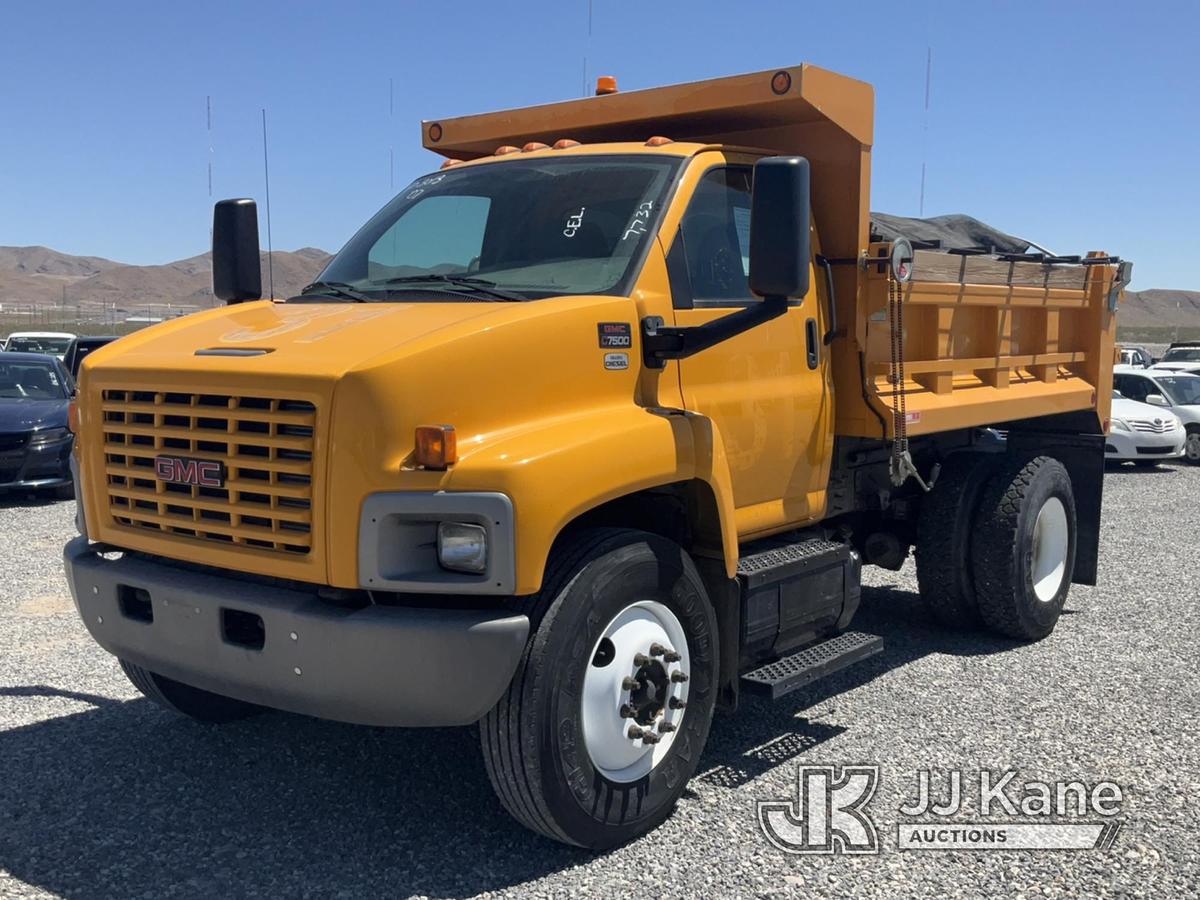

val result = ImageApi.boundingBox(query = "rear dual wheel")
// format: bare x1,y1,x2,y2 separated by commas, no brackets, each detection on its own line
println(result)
480,529,717,849
917,454,1077,641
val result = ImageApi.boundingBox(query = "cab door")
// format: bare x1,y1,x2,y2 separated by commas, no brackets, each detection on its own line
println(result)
665,155,834,537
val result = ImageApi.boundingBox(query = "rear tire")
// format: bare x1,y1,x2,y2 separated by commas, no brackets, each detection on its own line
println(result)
915,453,996,628
120,659,261,723
480,528,718,849
1185,427,1200,465
971,456,1077,641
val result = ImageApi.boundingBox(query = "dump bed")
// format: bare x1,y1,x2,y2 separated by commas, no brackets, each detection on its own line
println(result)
423,64,1127,439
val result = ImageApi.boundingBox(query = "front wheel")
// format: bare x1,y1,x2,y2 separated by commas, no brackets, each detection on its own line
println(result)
972,456,1077,641
480,529,718,849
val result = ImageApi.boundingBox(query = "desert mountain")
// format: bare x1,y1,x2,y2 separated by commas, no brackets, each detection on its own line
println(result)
0,246,332,309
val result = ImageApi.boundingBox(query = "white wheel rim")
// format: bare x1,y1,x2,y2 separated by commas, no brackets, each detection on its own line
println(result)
581,600,690,783
1030,497,1069,603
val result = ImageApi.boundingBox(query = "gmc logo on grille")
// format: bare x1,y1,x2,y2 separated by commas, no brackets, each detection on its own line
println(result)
154,455,225,488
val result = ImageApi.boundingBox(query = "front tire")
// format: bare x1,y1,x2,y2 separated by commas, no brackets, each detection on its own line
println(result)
120,659,261,723
972,456,1077,641
480,528,718,849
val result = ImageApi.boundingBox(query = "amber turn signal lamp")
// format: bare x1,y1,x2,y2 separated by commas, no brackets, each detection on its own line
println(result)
645,136,673,147
595,75,618,95
68,400,80,434
553,138,580,149
415,425,457,469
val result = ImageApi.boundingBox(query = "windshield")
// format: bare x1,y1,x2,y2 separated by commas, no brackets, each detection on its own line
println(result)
6,336,72,354
314,155,681,301
1162,347,1200,362
1156,375,1200,405
0,360,68,400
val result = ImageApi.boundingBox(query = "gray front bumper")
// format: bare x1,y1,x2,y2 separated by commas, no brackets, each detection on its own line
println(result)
64,537,529,727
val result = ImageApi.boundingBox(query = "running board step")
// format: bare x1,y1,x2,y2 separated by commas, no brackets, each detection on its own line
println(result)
739,631,883,701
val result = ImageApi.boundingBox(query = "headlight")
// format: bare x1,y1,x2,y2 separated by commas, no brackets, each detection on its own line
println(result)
30,426,71,445
437,522,488,574
1110,418,1131,432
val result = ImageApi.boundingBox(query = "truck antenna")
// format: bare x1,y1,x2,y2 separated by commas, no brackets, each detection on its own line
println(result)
919,46,931,216
261,108,275,301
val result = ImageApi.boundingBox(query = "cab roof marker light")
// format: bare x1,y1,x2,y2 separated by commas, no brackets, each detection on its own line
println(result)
553,139,581,149
522,142,549,152
645,136,674,147
495,145,520,156
440,159,464,170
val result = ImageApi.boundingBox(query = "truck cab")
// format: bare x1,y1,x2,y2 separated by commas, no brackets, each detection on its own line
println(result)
64,64,1127,849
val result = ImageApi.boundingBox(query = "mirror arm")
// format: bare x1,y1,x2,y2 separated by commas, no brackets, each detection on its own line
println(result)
641,295,788,369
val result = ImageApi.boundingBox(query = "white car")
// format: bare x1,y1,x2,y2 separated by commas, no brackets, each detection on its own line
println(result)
1152,342,1200,376
1113,368,1200,463
1106,393,1185,466
2,331,77,361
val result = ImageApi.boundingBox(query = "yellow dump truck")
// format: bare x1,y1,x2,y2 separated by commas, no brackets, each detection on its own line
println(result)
64,64,1130,848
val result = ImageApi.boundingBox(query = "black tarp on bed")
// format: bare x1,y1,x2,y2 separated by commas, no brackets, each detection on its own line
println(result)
869,213,1031,254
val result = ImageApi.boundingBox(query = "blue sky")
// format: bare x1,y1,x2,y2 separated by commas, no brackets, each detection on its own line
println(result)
0,0,1194,290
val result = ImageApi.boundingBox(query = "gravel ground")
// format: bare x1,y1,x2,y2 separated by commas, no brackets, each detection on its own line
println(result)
1,462,1197,898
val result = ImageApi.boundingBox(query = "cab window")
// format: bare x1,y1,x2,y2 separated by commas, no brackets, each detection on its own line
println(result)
676,167,754,305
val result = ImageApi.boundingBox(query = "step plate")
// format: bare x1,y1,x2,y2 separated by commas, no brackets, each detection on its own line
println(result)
740,631,883,701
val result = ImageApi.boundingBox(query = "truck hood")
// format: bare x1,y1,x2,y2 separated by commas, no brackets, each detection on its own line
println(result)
80,300,534,379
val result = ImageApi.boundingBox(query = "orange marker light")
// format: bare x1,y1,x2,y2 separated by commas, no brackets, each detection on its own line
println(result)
440,159,464,170
427,122,443,142
522,141,549,152
415,425,457,469
68,400,80,434
553,139,581,149
645,136,673,147
770,70,792,95
495,145,520,155
595,75,618,95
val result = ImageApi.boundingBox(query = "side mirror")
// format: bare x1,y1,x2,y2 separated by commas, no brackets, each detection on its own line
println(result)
1146,393,1168,407
748,156,811,302
212,198,262,303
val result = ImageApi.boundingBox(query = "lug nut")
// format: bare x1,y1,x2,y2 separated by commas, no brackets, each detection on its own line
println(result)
671,671,689,683
619,704,636,719
649,643,667,657
663,650,681,663
627,725,645,740
641,731,662,745
633,653,650,667
658,721,676,733
669,697,687,710
621,676,638,691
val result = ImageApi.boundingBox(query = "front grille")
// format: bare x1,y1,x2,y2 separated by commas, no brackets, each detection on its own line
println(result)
1130,419,1176,434
0,432,29,452
101,389,316,554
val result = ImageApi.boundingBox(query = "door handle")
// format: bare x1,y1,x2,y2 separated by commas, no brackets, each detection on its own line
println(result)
805,318,819,369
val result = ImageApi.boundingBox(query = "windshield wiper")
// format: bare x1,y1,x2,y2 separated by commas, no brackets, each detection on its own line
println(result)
298,281,376,303
379,274,526,302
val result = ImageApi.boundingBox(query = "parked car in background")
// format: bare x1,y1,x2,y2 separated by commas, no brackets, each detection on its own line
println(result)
2,331,77,361
1106,391,1185,466
1113,369,1200,463
63,335,119,379
0,352,75,498
1118,344,1153,368
1153,341,1200,375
